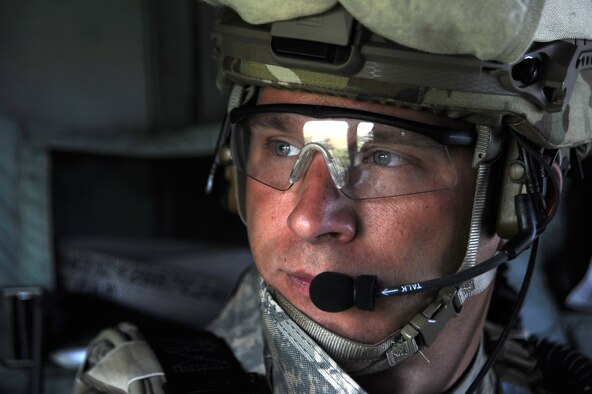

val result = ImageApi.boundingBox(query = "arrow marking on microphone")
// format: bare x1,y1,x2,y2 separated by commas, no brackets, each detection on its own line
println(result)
381,282,423,296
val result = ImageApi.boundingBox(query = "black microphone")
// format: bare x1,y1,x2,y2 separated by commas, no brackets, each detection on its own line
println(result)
309,272,377,312
309,252,509,312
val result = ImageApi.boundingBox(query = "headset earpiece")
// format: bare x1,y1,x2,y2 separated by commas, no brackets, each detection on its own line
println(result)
496,136,525,239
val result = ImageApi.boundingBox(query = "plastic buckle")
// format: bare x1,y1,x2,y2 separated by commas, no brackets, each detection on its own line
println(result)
409,286,462,348
383,287,462,367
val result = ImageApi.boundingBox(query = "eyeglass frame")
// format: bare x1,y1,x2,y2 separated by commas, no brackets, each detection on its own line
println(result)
226,103,477,200
229,104,476,147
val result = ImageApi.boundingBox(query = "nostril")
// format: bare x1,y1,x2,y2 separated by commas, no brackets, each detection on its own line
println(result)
315,231,354,243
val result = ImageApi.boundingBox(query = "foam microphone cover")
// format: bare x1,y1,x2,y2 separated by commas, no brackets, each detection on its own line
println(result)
310,272,354,312
354,275,377,311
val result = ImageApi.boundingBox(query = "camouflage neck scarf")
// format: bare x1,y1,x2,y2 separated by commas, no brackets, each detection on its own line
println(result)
260,282,366,393
268,287,406,376
261,283,497,393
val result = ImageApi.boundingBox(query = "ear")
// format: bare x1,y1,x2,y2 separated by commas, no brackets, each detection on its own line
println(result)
545,156,564,217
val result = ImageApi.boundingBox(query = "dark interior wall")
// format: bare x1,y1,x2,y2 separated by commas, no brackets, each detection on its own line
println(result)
0,0,235,248
0,3,239,392
0,0,232,291
0,0,224,132
51,152,247,243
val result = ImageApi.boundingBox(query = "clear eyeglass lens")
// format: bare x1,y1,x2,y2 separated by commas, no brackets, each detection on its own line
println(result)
230,112,458,199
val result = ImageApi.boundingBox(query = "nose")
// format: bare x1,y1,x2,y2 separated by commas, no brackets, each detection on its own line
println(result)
287,154,357,243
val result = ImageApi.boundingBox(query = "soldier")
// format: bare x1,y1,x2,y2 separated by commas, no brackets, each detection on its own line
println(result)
75,2,592,393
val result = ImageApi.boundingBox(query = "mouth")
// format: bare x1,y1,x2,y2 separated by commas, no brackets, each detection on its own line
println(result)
284,271,314,297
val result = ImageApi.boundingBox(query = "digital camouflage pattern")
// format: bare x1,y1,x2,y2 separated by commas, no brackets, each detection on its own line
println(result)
260,280,364,393
219,57,592,150
208,267,498,393
207,267,265,375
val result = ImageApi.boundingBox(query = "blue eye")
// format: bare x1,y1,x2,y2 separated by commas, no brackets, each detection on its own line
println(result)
274,141,299,157
371,150,405,166
373,151,392,166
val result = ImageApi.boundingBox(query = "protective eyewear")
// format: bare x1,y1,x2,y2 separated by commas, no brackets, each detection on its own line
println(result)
229,104,475,200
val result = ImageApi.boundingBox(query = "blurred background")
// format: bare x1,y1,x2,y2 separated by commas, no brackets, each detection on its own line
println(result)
0,1,591,393
0,1,251,392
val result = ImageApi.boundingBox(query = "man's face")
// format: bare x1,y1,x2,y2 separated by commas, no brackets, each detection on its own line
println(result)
245,87,486,343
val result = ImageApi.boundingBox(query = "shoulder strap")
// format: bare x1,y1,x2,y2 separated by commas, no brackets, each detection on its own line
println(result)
485,322,592,393
75,322,269,394
143,325,269,394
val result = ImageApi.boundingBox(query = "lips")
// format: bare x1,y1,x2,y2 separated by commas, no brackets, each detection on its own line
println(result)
285,271,314,296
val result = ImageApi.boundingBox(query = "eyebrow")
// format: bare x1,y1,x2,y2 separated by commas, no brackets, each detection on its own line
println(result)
231,104,475,146
363,125,446,150
249,113,299,133
249,113,448,151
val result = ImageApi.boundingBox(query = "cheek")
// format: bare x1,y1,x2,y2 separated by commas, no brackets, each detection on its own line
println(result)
361,153,475,251
245,180,291,269
367,192,471,268
246,180,291,226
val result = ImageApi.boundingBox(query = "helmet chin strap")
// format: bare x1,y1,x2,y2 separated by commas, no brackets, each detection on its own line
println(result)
457,126,498,303
271,146,494,376
272,288,406,375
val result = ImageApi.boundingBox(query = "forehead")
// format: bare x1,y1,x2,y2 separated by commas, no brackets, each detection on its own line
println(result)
257,87,472,131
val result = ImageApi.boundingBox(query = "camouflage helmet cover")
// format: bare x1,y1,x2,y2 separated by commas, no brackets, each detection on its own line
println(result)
209,1,592,149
